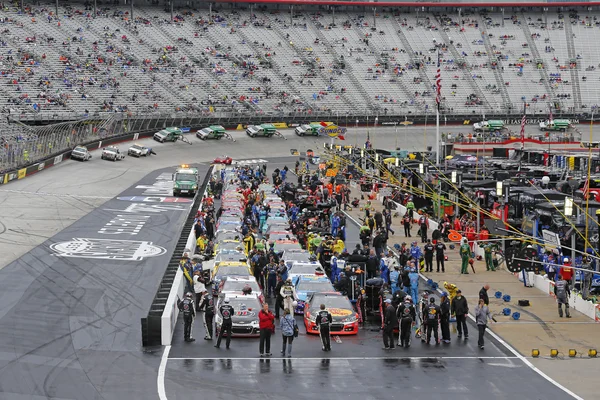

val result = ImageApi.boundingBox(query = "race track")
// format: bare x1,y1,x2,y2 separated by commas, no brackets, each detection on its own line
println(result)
0,125,589,399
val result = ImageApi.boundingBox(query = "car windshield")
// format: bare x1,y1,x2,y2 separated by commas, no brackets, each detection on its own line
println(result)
285,251,311,263
297,281,332,292
74,146,86,152
227,298,260,313
291,264,322,274
200,128,212,134
311,295,350,309
222,280,260,293
301,124,311,130
215,252,246,262
106,147,118,151
175,173,196,181
131,145,143,150
216,266,249,277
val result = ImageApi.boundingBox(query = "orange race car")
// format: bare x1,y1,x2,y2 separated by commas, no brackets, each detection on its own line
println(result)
304,292,359,335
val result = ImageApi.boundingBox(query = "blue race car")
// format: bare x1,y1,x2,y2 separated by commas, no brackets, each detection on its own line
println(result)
294,275,335,314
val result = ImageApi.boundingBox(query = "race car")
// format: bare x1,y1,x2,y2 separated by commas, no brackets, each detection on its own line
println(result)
100,146,125,161
213,155,233,165
304,292,359,335
212,261,252,281
289,261,326,283
218,276,264,304
215,293,262,337
127,143,151,157
282,249,313,270
294,275,335,314
70,145,92,161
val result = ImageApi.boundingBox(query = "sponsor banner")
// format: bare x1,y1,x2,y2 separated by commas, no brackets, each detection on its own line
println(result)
548,280,556,298
54,154,63,164
319,124,347,138
272,122,288,129
38,162,45,171
133,133,139,141
542,229,561,251
17,168,26,179
596,304,600,322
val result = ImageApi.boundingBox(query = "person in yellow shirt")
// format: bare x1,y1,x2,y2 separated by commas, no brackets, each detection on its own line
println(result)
196,234,207,253
333,238,345,255
243,232,256,255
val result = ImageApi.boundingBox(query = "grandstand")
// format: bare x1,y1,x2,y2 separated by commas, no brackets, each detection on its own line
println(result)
0,1,596,120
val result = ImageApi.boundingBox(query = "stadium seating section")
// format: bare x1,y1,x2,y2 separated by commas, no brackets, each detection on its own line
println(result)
0,3,594,119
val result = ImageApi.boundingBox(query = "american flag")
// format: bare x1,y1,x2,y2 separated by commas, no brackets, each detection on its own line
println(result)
435,52,441,108
520,103,527,148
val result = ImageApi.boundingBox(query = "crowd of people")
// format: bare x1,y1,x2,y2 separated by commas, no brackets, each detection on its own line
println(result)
3,4,595,118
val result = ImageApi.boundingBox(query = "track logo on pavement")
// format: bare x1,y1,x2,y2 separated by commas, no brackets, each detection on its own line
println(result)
50,238,167,261
117,196,193,203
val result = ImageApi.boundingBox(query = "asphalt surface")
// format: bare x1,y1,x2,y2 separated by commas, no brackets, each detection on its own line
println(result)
0,129,588,399
0,166,202,399
163,161,574,400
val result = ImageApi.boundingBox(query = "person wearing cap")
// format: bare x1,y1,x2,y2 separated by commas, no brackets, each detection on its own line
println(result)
215,298,235,349
397,295,416,348
382,299,398,349
451,289,469,339
440,292,451,343
425,297,441,345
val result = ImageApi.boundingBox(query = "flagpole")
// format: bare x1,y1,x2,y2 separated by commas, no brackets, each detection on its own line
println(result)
585,110,594,249
435,50,441,165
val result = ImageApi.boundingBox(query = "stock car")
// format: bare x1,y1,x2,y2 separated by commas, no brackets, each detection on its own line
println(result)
218,276,265,304
294,276,335,314
214,229,242,243
289,261,326,283
213,239,243,255
213,155,233,165
70,145,92,161
213,250,247,268
215,293,262,337
127,143,151,157
100,146,125,161
283,249,313,270
212,261,252,281
267,231,295,241
304,292,359,335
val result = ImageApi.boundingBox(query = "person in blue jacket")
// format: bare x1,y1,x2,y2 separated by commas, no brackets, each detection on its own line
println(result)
410,242,422,261
380,255,390,284
409,267,419,304
390,265,400,294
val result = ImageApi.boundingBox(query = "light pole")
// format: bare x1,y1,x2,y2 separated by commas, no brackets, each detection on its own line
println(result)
565,197,576,256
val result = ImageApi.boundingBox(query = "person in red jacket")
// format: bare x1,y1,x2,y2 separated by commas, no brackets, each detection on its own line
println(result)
560,257,574,288
259,303,275,356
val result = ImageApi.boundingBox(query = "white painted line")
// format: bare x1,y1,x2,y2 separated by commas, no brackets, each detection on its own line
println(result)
168,356,520,361
0,189,113,200
157,345,171,400
343,211,585,400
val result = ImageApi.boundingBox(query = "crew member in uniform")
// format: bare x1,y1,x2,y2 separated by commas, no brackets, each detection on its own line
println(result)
215,298,235,349
177,292,196,342
435,241,446,272
423,239,434,272
199,285,215,340
425,297,441,345
440,292,451,343
280,278,298,315
315,304,333,351
397,295,416,348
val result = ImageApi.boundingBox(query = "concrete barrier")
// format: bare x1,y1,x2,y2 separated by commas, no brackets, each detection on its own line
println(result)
160,169,214,345
527,271,599,322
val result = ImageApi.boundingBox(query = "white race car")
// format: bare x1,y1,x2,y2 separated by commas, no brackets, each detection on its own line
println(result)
128,144,150,157
101,146,125,161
